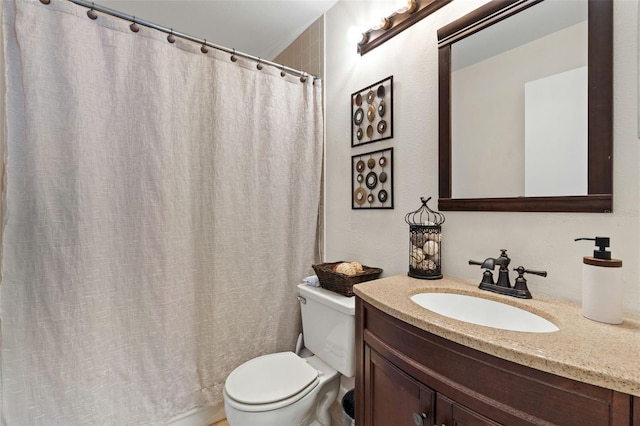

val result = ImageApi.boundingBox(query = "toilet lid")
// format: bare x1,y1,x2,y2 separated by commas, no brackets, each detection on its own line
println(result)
225,352,319,405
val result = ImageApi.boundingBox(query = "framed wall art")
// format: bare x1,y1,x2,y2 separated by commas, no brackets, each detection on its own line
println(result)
352,147,394,209
351,76,393,147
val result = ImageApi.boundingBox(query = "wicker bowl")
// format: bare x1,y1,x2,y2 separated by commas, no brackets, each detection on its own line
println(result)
312,261,383,297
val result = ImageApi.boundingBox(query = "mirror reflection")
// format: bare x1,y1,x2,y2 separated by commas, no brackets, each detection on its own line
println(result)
450,0,588,199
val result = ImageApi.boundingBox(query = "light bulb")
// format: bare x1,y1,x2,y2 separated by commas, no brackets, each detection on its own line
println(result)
396,0,418,14
347,26,366,44
375,16,392,30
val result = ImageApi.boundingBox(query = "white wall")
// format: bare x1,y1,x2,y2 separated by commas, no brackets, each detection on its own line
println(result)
324,1,640,315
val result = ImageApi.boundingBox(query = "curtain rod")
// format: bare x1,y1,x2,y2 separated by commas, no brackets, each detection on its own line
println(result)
59,0,321,81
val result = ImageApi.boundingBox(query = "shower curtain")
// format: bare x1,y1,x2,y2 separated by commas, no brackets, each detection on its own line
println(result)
1,1,323,424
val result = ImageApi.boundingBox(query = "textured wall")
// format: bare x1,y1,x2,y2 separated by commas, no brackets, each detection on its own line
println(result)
324,0,640,315
273,15,324,78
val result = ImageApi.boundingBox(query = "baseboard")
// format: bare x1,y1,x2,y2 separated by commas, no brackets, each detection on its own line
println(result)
166,403,225,426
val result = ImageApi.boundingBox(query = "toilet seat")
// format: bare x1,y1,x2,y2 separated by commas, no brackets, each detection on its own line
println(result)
225,352,319,408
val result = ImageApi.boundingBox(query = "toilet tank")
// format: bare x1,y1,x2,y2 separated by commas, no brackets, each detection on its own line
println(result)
297,283,355,377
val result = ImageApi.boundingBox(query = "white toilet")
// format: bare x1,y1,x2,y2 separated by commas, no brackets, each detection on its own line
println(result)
223,283,356,426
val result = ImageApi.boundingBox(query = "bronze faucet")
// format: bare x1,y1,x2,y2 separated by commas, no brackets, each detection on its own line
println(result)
469,249,546,299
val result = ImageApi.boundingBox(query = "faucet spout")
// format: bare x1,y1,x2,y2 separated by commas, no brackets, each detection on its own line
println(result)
495,249,511,288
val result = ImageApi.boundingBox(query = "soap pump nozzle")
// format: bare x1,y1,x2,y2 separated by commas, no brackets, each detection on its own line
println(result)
574,236,612,260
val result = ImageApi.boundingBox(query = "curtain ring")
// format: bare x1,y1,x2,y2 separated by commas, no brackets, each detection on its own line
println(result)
201,40,209,54
87,2,98,20
39,0,51,4
280,65,286,78
256,58,263,71
130,16,140,33
230,48,237,63
300,73,307,83
167,28,176,44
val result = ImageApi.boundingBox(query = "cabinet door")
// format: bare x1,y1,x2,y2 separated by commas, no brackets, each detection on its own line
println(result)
364,345,435,426
436,394,502,426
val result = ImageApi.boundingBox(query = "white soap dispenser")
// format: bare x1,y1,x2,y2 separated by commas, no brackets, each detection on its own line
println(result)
575,237,623,324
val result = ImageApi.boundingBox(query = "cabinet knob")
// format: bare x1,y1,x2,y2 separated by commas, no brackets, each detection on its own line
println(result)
412,412,427,425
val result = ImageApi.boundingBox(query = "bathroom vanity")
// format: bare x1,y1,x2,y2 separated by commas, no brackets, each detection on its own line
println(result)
353,276,640,426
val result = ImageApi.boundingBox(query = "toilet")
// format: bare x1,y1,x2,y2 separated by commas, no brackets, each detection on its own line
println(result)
223,283,355,426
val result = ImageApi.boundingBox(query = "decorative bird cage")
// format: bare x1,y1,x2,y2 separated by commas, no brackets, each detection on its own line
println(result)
405,197,445,280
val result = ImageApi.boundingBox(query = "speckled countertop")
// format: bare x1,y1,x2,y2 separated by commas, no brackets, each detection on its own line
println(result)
353,275,640,397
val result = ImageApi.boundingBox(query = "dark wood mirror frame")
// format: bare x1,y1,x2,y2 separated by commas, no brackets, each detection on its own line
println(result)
437,0,613,213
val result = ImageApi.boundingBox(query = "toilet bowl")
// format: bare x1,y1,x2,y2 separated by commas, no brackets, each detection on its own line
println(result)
223,283,355,426
224,353,339,426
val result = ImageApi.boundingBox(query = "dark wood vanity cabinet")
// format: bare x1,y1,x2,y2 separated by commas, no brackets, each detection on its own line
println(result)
356,298,635,426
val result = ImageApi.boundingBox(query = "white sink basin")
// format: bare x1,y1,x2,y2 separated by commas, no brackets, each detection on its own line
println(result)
410,292,559,333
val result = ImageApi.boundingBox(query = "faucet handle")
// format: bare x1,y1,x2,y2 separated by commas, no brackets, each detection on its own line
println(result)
511,266,546,299
469,258,496,270
469,260,496,285
513,266,547,277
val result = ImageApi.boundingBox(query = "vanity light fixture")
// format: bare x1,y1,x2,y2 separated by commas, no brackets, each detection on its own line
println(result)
357,0,451,55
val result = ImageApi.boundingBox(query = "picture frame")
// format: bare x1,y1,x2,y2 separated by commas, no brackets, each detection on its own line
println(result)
352,147,394,209
351,76,393,147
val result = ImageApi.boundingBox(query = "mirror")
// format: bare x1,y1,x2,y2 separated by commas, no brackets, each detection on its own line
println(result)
437,0,612,212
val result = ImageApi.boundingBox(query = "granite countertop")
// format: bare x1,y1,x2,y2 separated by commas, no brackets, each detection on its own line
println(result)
353,275,640,397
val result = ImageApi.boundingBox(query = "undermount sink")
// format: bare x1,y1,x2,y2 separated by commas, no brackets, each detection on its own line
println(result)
410,292,559,333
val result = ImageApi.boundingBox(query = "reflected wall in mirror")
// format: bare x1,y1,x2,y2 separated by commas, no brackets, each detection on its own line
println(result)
438,0,613,212
452,1,587,198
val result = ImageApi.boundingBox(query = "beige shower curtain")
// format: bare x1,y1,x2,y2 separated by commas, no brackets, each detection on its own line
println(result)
1,0,323,424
